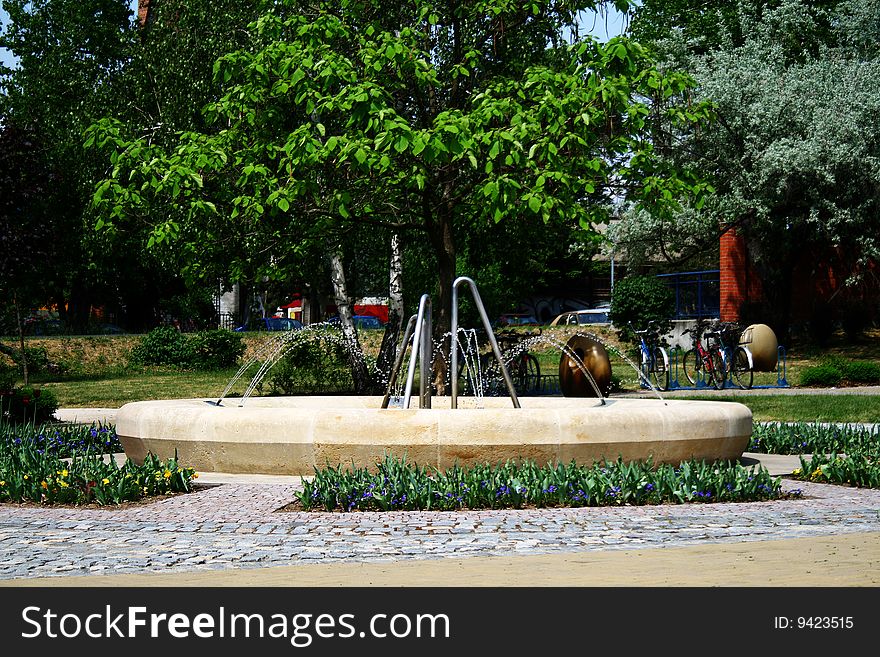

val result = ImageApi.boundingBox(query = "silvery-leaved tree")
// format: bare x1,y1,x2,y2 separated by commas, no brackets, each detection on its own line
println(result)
610,0,880,338
88,0,713,392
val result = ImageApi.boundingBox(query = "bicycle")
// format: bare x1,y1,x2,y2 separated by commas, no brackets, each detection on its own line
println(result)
681,320,727,390
494,329,542,394
630,321,669,391
717,322,754,389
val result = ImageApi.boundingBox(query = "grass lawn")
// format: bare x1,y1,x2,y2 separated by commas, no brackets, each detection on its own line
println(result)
4,325,879,423
676,394,880,423
41,368,247,408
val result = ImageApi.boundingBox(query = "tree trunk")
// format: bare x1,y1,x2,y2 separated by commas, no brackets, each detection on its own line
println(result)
427,202,457,396
13,294,28,387
327,241,371,393
375,233,405,392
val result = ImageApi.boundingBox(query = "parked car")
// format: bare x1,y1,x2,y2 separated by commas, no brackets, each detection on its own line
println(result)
549,308,611,326
353,315,383,330
327,315,384,330
495,313,539,328
235,317,303,332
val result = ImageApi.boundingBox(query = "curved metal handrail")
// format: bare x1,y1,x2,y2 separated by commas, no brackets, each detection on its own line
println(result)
451,276,519,409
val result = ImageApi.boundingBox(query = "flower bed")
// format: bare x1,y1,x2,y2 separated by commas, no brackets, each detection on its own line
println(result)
0,420,195,505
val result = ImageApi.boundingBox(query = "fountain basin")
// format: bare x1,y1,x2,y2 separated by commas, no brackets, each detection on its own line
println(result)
115,396,753,475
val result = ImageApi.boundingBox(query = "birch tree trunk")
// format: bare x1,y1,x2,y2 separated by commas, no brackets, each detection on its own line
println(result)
376,233,405,390
327,242,371,393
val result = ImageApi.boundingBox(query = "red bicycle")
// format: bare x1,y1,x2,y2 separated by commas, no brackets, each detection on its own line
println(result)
681,321,727,390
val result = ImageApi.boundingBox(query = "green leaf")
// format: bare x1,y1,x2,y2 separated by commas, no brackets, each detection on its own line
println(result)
528,196,541,213
355,148,368,164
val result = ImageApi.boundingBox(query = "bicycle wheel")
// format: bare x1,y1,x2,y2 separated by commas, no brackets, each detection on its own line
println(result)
521,354,541,393
709,350,727,390
731,346,754,390
682,349,700,386
650,347,669,391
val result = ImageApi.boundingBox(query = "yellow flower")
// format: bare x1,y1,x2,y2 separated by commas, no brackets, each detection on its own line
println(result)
792,468,802,476
102,478,110,485
59,481,69,488
192,473,199,479
163,470,171,479
23,474,29,480
62,469,68,477
0,480,5,486
41,481,48,489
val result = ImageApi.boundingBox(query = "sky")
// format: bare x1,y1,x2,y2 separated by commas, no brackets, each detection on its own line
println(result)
1,4,629,73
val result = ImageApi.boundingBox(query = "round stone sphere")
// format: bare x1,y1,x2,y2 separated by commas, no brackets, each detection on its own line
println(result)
740,323,778,371
559,335,613,397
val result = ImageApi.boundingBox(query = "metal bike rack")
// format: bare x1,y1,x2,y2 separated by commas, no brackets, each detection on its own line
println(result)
668,341,791,391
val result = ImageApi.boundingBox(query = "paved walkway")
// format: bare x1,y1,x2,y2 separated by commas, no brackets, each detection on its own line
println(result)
2,455,879,587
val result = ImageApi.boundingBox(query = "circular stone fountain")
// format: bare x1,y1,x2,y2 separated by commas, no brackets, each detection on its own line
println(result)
115,395,752,475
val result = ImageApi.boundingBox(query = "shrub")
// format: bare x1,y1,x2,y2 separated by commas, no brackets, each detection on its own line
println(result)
0,362,15,391
799,363,842,387
188,329,245,369
839,360,880,384
267,336,354,394
609,275,675,343
799,358,880,387
130,327,245,369
130,326,194,367
1,386,58,424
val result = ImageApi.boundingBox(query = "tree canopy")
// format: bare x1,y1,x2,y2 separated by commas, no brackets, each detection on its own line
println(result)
89,0,712,361
611,0,880,335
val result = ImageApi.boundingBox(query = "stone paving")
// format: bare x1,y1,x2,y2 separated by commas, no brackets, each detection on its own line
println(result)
2,476,879,581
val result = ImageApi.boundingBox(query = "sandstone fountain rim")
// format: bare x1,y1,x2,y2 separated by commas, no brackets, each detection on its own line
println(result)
115,396,753,475
117,395,752,412
115,396,754,428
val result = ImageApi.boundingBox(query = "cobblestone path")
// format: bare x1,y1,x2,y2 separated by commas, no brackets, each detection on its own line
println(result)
1,479,878,581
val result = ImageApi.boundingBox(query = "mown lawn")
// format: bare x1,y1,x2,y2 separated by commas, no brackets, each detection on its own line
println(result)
676,394,880,423
5,326,879,422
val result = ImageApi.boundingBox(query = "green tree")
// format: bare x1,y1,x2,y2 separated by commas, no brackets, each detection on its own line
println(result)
0,124,60,384
89,0,712,390
611,0,880,338
0,0,142,329
629,0,843,55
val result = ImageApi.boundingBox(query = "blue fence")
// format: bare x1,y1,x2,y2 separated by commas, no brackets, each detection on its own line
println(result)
656,270,720,320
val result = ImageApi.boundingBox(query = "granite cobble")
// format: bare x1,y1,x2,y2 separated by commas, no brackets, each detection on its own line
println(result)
0,480,878,581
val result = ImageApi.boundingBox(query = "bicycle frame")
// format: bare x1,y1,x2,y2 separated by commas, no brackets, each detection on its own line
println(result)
632,323,669,391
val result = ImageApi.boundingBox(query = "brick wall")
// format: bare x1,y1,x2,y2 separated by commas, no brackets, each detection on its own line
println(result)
720,229,878,324
719,229,763,321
